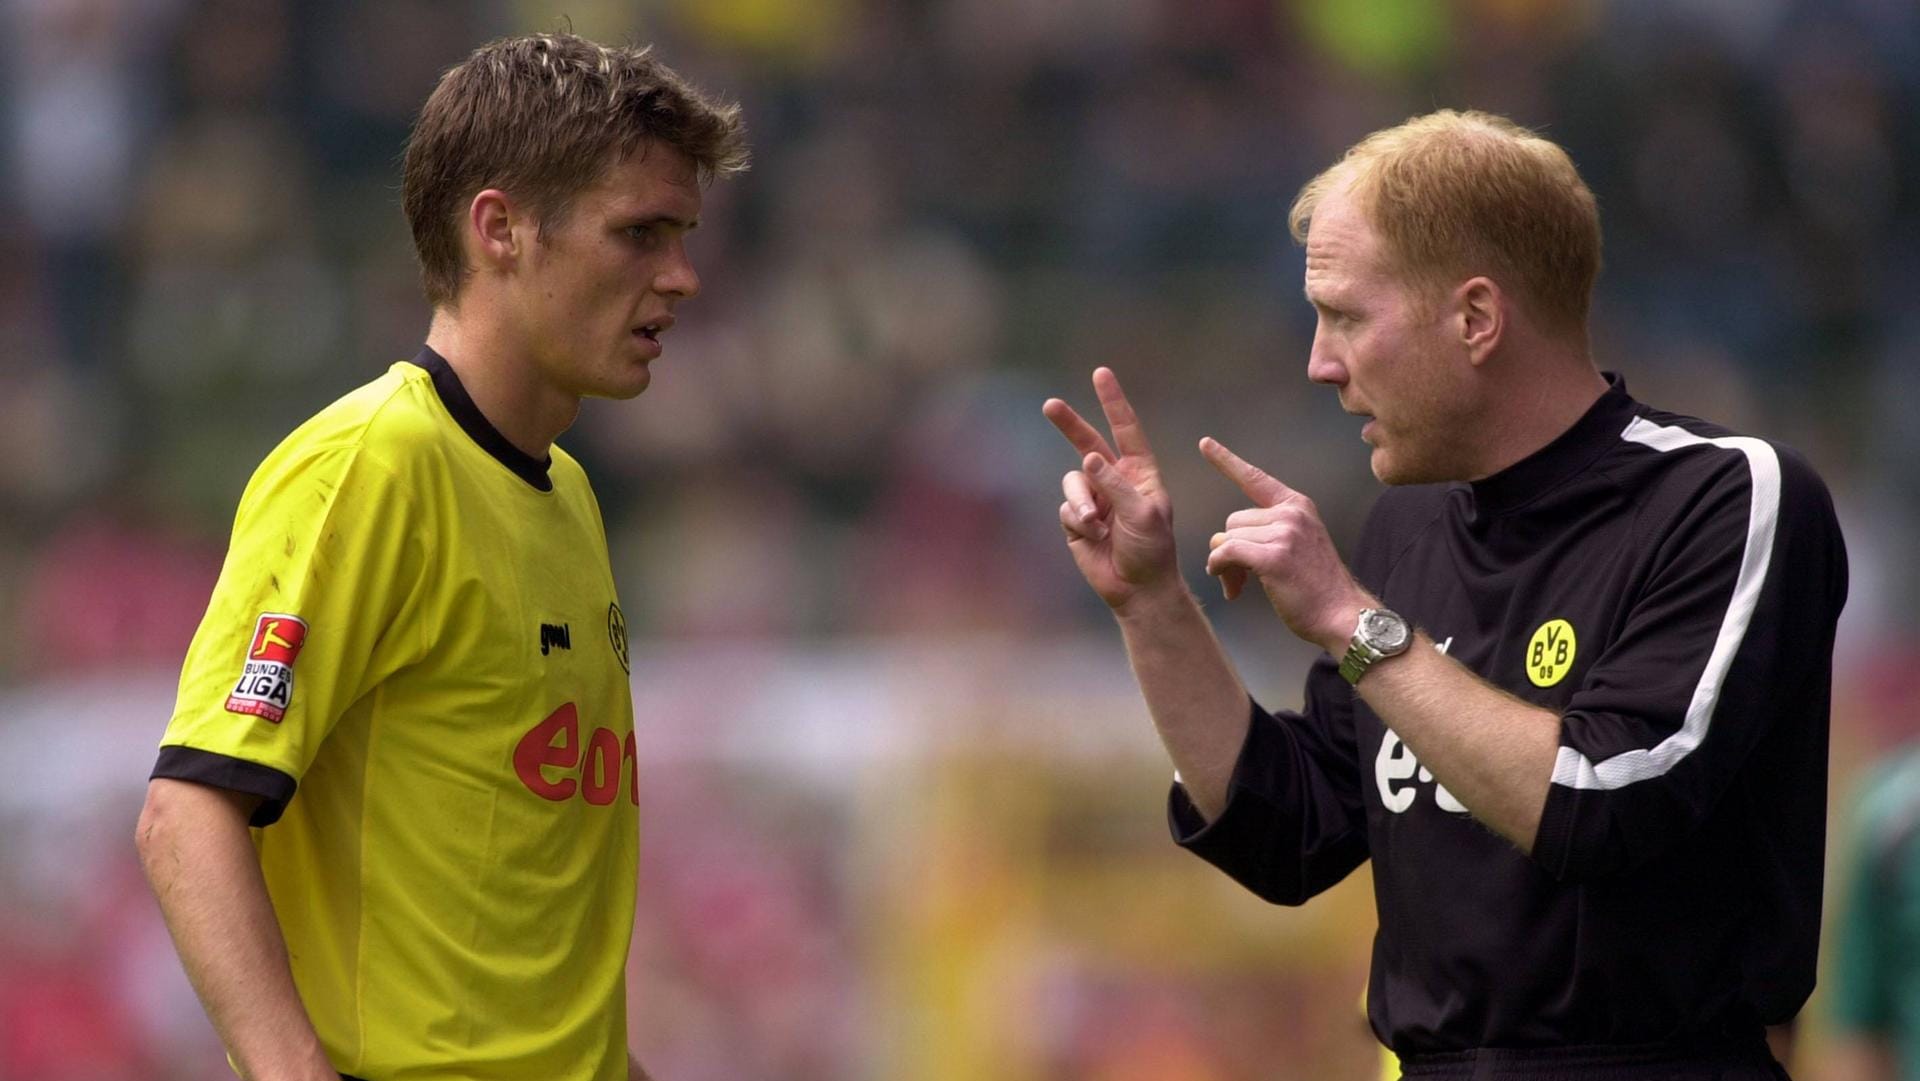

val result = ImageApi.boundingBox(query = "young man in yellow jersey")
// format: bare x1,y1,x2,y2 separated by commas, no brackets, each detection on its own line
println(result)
134,33,746,1081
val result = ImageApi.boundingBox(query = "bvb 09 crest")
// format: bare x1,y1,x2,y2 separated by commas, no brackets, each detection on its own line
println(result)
607,602,629,674
1527,619,1577,688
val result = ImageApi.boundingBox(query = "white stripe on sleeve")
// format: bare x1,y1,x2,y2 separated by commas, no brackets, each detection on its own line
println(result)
1550,417,1782,791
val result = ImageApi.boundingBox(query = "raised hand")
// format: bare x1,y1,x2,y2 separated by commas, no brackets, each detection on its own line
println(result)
1200,436,1369,653
1042,368,1179,609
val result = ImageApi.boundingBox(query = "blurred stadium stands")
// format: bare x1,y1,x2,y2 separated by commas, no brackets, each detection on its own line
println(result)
1,0,1917,1077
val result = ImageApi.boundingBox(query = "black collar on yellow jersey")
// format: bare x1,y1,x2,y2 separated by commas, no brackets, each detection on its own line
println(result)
413,345,554,493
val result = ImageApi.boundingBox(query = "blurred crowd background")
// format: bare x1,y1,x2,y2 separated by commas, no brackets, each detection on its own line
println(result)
1,0,1917,1078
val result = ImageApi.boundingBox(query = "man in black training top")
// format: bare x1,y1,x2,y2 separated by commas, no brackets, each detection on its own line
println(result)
1044,110,1847,1079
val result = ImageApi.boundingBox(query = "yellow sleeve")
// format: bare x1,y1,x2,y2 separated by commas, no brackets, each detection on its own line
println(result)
155,438,431,823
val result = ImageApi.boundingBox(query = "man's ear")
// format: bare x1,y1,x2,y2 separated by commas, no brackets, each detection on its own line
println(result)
467,188,521,273
1456,276,1504,366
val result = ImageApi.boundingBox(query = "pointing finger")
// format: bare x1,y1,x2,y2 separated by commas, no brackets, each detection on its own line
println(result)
1199,437,1295,508
1092,368,1159,462
1043,398,1119,464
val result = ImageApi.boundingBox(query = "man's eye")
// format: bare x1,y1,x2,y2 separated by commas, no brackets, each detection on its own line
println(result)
627,225,659,245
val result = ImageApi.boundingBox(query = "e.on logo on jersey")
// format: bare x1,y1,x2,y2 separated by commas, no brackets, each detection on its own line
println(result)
513,703,638,806
1376,729,1467,815
226,614,308,723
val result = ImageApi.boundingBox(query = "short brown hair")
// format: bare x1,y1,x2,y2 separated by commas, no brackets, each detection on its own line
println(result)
1289,110,1600,333
403,33,749,307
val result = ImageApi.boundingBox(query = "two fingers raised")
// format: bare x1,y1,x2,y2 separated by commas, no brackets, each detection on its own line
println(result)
1043,367,1159,465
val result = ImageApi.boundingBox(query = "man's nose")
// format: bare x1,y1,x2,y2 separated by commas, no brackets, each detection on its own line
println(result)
1306,334,1345,387
655,244,700,300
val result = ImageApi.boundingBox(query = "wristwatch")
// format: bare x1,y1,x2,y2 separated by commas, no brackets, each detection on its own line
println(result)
1338,607,1413,685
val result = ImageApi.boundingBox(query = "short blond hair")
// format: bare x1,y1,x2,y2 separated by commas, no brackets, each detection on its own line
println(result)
1289,110,1600,333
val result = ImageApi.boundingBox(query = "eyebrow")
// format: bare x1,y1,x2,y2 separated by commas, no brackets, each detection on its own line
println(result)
625,214,700,231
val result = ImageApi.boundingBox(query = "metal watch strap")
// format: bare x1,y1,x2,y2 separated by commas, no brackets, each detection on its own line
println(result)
1338,639,1384,685
1339,607,1411,685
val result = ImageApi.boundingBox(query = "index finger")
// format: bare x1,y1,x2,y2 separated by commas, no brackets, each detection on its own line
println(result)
1042,398,1119,463
1199,436,1295,508
1093,367,1158,462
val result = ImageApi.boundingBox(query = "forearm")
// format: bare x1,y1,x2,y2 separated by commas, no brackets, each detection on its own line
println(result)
1114,582,1254,820
1353,636,1559,850
136,780,337,1081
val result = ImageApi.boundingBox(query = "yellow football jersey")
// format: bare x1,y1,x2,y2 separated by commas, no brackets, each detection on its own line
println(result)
156,348,638,1081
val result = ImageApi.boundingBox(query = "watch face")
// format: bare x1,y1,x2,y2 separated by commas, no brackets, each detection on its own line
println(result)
1361,609,1411,652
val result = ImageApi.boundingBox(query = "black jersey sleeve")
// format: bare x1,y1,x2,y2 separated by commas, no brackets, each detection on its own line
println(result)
1531,440,1847,880
1168,654,1370,904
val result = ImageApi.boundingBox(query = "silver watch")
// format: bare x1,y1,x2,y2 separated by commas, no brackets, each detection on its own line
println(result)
1338,607,1413,685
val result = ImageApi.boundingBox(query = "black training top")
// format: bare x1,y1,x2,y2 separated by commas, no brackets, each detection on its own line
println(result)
1170,374,1848,1056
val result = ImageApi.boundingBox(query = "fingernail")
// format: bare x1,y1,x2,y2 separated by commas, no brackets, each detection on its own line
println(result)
1078,504,1096,519
1086,457,1104,474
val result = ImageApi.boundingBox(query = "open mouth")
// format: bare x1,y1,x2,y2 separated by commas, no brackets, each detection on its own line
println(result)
634,314,674,342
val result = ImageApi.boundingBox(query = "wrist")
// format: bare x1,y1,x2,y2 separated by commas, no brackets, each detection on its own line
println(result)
1334,605,1415,685
1112,578,1198,624
1317,598,1372,656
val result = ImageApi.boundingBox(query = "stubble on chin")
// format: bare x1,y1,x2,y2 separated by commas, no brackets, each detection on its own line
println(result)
1368,433,1460,487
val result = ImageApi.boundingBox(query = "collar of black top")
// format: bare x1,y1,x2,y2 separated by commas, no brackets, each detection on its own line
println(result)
1466,371,1638,515
411,345,554,493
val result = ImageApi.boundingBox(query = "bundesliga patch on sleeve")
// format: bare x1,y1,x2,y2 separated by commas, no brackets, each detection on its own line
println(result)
226,613,309,723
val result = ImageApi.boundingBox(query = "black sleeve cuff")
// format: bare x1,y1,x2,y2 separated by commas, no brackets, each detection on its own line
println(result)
1166,697,1277,849
1168,780,1213,842
151,746,299,827
1164,696,1371,906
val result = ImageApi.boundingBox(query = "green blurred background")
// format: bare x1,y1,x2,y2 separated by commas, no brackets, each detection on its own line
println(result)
1,0,1916,1077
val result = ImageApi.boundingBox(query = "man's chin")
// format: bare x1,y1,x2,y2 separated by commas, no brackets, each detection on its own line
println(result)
588,368,651,401
1369,446,1399,485
1370,447,1431,487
